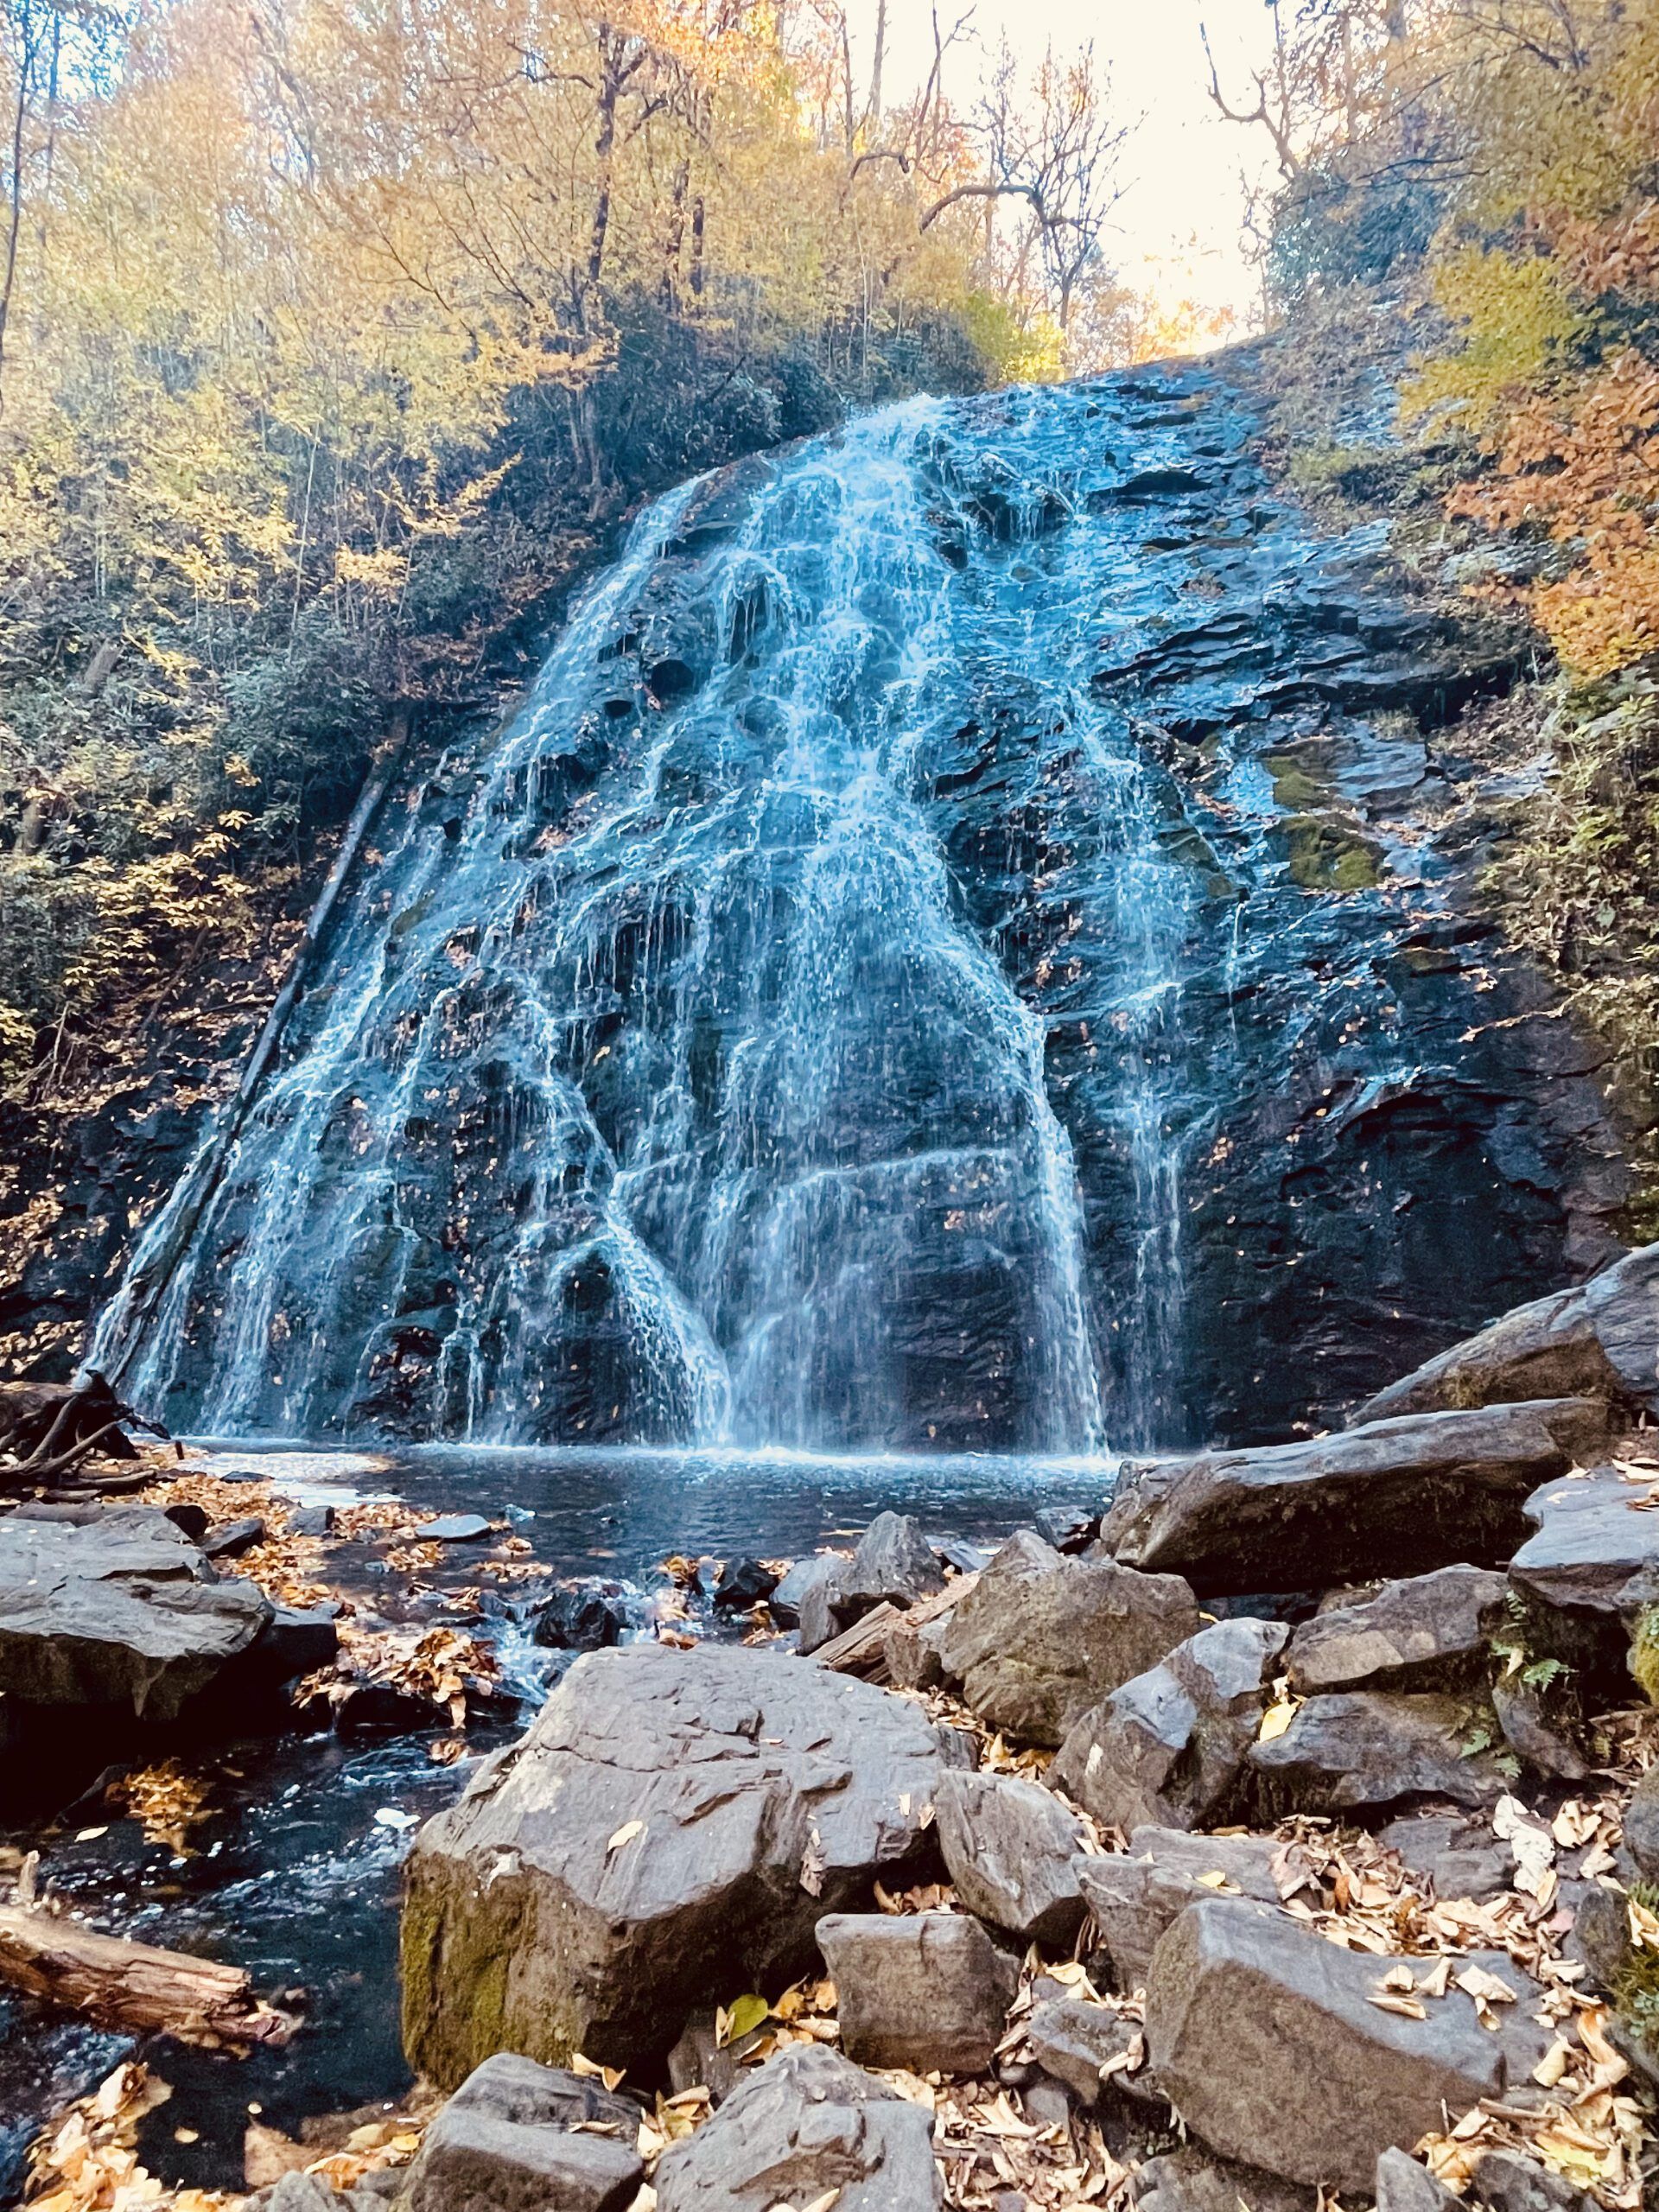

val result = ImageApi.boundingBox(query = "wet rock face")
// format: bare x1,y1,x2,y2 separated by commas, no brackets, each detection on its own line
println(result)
92,368,1626,1452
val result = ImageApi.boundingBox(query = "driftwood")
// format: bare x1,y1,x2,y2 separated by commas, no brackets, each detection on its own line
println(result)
0,1371,158,1489
812,1570,980,1680
0,1901,297,2047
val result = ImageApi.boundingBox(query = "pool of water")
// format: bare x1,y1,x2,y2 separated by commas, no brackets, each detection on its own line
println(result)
0,1444,1113,2199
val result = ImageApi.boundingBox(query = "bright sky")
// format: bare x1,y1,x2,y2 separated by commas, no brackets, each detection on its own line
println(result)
845,0,1281,337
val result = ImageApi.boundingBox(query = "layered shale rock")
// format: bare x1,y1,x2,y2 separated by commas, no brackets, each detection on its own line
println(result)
1053,1616,1287,1832
1356,1242,1659,1426
1282,1566,1507,1695
1098,1400,1611,1596
400,1643,956,2083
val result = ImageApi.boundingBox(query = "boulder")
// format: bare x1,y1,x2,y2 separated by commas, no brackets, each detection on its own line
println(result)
933,1770,1087,1945
401,1643,953,2084
1491,1676,1589,1781
1247,1691,1511,1815
652,2044,941,2210
1354,1243,1659,1425
1075,1829,1285,1988
1025,1998,1160,2107
884,1614,949,1690
816,1910,1017,2074
763,1555,826,1629
1472,2148,1599,2212
1373,2148,1462,2212
838,1512,944,1614
1053,1618,1287,1832
1509,1463,1659,1618
1284,1567,1506,1696
937,1531,1199,1746
1146,1897,1550,2190
403,2052,642,2212
794,1557,851,1656
1376,1813,1513,1902
1133,2146,1315,2212
202,1516,266,1560
1098,1401,1612,1597
712,1559,778,1610
0,1512,271,1719
425,1515,493,1543
531,1586,627,1652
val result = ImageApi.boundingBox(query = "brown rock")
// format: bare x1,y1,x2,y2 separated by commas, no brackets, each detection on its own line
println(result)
937,1530,1198,1747
817,1910,1018,2074
1284,1567,1506,1696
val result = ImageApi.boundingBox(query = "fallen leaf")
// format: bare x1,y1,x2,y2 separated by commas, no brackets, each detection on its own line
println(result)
607,1821,645,1853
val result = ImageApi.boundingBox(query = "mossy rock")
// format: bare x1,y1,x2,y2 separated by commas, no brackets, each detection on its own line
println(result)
1284,814,1385,893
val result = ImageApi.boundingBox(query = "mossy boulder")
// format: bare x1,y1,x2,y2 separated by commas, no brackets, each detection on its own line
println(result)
400,1643,958,2086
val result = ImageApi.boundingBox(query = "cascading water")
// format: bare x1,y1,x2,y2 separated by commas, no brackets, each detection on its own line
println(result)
95,364,1600,1454
98,386,1208,1452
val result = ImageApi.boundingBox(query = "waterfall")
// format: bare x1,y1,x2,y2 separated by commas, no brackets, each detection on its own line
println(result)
95,383,1226,1453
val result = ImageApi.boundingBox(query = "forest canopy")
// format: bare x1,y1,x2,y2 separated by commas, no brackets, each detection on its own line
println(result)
0,0,1138,1075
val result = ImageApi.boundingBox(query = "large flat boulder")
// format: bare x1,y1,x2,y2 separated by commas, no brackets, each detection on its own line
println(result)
1053,1618,1287,1832
937,1530,1198,1746
1098,1401,1611,1597
1509,1463,1659,1618
652,2044,941,2209
1354,1243,1659,1425
1247,1690,1511,1815
1146,1897,1551,2190
1284,1567,1507,1695
0,1510,271,1719
401,1643,955,2085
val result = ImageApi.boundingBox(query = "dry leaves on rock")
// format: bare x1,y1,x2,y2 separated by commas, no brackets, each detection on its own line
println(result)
24,2063,226,2212
106,1762,215,1854
299,1623,502,1727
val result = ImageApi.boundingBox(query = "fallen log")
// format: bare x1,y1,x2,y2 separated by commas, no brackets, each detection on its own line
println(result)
0,1371,163,1490
812,1570,981,1679
0,1903,299,2047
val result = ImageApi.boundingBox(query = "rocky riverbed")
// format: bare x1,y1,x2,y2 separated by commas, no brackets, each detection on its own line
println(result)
3,1251,1659,2211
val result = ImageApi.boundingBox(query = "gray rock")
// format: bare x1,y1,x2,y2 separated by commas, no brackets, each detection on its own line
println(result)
652,2043,942,2210
404,2053,641,2212
1054,1618,1287,1832
1034,1506,1099,1554
1472,2148,1599,2212
1098,1401,1613,1597
794,1556,851,1655
1247,1691,1512,1815
1510,1462,1659,1618
817,1910,1018,2074
202,1516,266,1560
401,1643,951,2084
1133,2147,1314,2212
0,1514,271,1719
1376,1813,1513,1902
937,1530,1199,1747
1284,1567,1507,1695
765,1555,824,1629
1354,1243,1659,1425
933,1770,1087,1945
265,2177,342,2212
288,1504,337,1537
839,1512,944,1614
1025,1998,1160,2106
1147,1898,1550,2190
1075,1829,1285,1988
424,1515,493,1543
1373,2148,1462,2212
884,1613,950,1690
1491,1676,1589,1780
1624,1765,1659,1882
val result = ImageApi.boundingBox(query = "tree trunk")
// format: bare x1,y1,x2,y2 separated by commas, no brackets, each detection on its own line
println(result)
0,1905,297,2047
